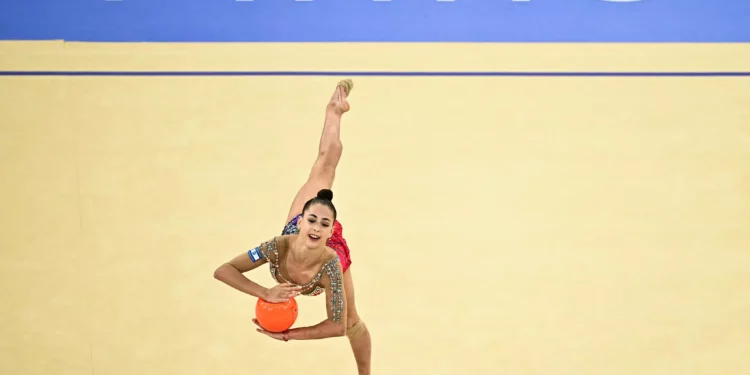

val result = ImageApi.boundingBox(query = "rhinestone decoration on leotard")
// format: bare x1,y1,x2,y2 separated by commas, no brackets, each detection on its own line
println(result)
281,215,301,235
260,238,283,285
257,236,344,321
324,260,344,323
259,237,326,296
275,258,328,296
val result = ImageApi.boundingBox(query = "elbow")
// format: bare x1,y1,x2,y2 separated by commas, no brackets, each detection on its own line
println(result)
334,322,347,337
213,263,229,281
321,320,346,337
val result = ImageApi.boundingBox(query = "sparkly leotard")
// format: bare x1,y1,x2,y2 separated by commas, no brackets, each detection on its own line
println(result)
247,214,351,323
253,236,344,323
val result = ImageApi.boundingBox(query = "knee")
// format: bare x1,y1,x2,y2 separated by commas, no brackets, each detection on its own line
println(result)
346,318,367,340
346,313,360,330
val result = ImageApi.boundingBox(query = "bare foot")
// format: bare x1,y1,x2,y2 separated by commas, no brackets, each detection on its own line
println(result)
327,79,353,116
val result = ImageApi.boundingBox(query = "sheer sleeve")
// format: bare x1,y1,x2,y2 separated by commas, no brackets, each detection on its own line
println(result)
320,257,347,324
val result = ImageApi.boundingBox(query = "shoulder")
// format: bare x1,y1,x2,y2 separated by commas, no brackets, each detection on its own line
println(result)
319,251,344,285
278,234,296,246
258,235,296,258
270,234,297,247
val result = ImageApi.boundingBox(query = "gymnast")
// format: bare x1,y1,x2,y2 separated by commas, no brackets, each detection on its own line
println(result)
213,80,371,375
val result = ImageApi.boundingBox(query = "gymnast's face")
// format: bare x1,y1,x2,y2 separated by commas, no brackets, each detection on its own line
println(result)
299,203,335,247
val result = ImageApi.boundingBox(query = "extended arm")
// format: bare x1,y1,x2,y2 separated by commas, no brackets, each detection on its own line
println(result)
214,237,299,302
213,249,269,299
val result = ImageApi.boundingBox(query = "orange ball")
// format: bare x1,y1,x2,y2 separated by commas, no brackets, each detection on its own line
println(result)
255,297,298,333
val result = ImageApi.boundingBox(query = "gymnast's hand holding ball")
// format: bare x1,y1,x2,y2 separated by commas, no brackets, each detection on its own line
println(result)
253,320,287,341
253,283,302,341
264,282,302,303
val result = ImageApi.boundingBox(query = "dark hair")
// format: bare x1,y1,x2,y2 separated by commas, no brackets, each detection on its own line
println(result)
302,189,337,220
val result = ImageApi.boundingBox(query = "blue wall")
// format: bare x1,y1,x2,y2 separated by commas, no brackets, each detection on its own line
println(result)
1,0,748,42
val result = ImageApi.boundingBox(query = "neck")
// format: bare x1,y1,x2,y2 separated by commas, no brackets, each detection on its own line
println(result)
290,236,325,265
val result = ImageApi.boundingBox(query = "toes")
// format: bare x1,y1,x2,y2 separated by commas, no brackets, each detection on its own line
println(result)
337,79,353,96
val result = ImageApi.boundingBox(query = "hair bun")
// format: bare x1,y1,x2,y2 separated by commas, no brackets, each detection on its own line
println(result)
317,189,334,201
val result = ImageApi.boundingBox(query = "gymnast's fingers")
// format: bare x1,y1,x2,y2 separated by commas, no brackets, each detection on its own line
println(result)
281,283,303,291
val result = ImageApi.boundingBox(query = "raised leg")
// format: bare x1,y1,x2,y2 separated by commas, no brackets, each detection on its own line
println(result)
343,267,372,375
285,80,352,224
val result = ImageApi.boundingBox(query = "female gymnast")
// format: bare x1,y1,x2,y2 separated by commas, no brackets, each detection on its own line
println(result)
213,80,372,375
